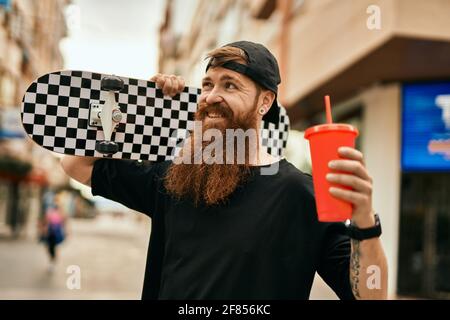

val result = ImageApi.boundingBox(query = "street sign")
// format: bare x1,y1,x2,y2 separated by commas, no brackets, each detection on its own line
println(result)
0,108,25,139
0,0,11,11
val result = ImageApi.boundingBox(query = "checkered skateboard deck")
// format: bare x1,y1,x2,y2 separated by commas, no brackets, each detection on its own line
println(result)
21,70,290,161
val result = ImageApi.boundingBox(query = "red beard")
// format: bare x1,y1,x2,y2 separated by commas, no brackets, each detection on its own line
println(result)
164,101,259,206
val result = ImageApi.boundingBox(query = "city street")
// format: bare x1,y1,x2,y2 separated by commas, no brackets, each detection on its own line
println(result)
0,213,151,299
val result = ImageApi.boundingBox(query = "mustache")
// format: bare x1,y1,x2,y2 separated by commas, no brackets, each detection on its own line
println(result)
195,102,234,121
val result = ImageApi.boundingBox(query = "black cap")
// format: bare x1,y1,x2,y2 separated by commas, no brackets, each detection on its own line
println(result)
206,41,281,124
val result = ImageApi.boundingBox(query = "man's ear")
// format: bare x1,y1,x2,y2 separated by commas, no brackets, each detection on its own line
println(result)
261,90,276,112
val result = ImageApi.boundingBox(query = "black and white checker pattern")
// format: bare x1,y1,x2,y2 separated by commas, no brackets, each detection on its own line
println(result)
22,70,289,161
261,106,289,156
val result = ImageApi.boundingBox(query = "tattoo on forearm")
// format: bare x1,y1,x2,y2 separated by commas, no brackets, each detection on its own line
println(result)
350,239,361,299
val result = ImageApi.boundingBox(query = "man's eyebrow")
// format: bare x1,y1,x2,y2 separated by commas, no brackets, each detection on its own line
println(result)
220,75,243,85
201,75,244,85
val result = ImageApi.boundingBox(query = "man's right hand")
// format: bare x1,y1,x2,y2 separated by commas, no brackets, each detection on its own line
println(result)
150,73,185,97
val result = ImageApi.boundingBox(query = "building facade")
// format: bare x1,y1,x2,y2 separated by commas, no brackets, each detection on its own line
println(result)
0,0,71,238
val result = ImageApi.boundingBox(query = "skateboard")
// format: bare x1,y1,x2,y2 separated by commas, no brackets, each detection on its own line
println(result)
21,70,290,162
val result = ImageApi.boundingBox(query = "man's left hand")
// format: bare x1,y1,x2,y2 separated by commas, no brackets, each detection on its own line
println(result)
326,146,376,228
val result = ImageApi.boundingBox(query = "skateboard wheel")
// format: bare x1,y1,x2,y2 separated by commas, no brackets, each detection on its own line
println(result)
101,76,124,91
96,141,119,154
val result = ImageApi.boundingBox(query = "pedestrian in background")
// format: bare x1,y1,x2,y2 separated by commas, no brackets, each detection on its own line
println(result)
39,203,66,272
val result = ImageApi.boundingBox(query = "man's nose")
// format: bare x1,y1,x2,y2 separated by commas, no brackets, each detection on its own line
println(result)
204,87,224,105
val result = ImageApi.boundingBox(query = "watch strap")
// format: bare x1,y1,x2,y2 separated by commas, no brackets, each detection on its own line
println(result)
346,213,382,240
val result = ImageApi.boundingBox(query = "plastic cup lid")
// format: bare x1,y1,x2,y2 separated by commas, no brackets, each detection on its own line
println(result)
304,123,359,139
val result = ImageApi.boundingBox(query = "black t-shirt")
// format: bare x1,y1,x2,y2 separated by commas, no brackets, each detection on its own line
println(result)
91,158,355,300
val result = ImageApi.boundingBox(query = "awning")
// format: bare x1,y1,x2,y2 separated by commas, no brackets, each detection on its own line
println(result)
0,170,48,186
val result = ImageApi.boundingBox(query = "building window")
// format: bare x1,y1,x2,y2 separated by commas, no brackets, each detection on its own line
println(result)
398,172,450,298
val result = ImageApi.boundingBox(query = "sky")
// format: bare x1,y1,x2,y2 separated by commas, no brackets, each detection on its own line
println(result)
59,0,166,210
60,0,165,79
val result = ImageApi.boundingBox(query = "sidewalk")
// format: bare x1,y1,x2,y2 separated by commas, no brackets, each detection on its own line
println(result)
0,213,151,299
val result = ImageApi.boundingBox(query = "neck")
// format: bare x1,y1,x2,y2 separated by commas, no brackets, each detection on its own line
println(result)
248,127,281,166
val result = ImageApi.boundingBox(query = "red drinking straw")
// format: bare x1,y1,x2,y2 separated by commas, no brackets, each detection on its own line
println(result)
325,95,333,124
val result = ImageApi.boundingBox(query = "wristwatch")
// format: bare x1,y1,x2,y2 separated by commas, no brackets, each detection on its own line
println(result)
345,213,382,240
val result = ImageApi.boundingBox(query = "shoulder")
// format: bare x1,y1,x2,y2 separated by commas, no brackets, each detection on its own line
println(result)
275,159,318,221
277,159,314,197
139,159,172,175
92,158,173,183
94,158,171,171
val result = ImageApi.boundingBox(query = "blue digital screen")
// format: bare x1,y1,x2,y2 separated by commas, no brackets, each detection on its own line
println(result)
0,0,11,10
402,82,450,171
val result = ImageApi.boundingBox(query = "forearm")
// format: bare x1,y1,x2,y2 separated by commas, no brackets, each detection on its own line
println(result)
326,147,388,299
350,237,388,299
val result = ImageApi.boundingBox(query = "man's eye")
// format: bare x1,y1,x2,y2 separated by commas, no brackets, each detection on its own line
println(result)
225,82,237,89
202,82,213,89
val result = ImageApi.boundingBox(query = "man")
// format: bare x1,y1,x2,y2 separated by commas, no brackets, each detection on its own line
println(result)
61,41,388,299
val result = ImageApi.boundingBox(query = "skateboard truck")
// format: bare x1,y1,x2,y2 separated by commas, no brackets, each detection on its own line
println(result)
91,75,124,155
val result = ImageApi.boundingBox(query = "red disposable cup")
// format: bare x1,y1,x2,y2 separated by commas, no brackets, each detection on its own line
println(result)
304,124,359,222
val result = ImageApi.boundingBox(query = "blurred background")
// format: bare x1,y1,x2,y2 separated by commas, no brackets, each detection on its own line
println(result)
0,0,449,299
